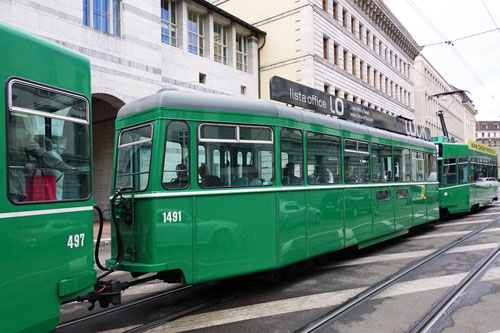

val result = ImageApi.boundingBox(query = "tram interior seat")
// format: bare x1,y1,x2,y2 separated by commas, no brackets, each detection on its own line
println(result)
232,176,248,186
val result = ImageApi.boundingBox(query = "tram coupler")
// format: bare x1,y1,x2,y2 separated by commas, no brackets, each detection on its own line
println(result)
76,280,129,310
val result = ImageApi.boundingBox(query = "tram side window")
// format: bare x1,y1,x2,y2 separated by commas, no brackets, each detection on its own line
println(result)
163,121,189,189
425,153,437,181
458,156,468,184
442,157,457,186
197,123,274,188
306,132,341,184
411,151,425,182
394,148,410,182
115,124,153,191
7,81,91,203
471,157,478,181
281,128,303,185
344,140,370,183
372,143,392,182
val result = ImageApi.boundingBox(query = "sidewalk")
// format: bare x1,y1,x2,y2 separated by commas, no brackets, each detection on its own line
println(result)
93,220,111,243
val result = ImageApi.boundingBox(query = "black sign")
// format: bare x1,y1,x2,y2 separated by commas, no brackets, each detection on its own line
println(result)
270,76,431,140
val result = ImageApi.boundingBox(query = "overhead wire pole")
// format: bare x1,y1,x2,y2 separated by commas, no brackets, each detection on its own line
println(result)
428,90,470,142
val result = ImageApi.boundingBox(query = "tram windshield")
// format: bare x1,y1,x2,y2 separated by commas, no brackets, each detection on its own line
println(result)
7,80,91,203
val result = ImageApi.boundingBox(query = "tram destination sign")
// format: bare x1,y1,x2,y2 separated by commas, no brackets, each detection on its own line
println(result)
270,76,431,140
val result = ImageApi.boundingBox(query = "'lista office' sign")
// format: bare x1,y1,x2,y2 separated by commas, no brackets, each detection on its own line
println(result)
270,76,431,140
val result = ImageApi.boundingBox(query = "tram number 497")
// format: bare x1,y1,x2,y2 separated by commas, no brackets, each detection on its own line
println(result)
163,211,182,223
67,234,85,248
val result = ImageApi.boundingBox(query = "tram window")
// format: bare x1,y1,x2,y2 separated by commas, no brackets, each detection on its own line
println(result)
163,121,189,190
376,189,391,201
372,143,392,183
306,132,341,184
394,148,410,182
442,157,457,186
116,124,153,191
197,123,274,188
7,81,91,203
396,189,408,199
411,151,425,182
425,153,437,181
281,128,303,185
458,156,468,184
344,139,370,184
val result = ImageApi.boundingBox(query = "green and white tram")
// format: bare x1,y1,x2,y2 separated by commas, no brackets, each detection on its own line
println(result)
434,136,498,216
0,22,94,332
109,89,439,284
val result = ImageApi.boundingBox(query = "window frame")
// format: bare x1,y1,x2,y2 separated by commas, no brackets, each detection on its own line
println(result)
115,122,154,192
187,10,205,56
280,127,304,186
236,33,248,72
162,120,190,191
161,0,177,46
343,139,371,184
306,131,342,185
213,22,228,64
83,0,121,36
6,77,92,204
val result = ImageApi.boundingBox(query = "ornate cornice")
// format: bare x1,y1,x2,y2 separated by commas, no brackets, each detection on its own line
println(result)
350,0,422,60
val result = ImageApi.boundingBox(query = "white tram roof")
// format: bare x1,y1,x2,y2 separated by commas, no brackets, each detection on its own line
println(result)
118,89,435,149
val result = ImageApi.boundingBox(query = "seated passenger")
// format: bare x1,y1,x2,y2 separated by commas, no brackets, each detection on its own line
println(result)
246,166,262,186
198,165,223,188
167,163,189,189
283,163,302,185
345,168,357,183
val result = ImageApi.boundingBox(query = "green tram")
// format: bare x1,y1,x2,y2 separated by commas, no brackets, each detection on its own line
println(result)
434,136,498,216
0,23,95,331
109,90,439,284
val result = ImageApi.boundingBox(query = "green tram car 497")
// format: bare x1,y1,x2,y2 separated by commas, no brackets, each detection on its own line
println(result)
109,90,440,284
434,136,498,216
0,22,95,332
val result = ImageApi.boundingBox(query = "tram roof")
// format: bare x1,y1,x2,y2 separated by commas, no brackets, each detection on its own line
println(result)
118,90,435,149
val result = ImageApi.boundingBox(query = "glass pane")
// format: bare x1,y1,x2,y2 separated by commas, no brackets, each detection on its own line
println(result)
281,128,303,185
240,127,272,142
8,113,91,202
11,83,87,121
344,150,370,183
411,151,424,182
344,140,356,151
200,124,236,140
443,157,457,186
372,144,392,183
119,124,152,146
426,153,437,181
116,125,153,191
163,121,189,189
306,132,341,184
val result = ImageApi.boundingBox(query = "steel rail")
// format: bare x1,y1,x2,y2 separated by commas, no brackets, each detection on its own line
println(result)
409,243,500,333
295,213,500,333
56,285,193,330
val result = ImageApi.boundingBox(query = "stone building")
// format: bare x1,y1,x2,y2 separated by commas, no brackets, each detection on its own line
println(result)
476,121,500,174
209,0,420,120
0,0,263,212
413,55,477,143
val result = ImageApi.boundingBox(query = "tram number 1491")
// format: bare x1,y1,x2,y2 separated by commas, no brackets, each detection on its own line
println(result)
163,211,182,223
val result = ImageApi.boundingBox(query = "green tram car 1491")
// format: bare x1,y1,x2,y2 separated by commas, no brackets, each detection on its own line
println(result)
0,22,95,332
108,89,441,285
434,136,498,216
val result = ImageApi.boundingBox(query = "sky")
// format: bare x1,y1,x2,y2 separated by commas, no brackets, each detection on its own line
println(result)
383,0,500,120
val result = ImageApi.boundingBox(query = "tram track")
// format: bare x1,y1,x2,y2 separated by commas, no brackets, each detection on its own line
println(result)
296,210,500,333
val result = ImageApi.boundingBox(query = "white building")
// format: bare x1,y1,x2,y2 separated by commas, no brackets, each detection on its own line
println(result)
413,55,477,143
210,0,420,120
0,0,263,210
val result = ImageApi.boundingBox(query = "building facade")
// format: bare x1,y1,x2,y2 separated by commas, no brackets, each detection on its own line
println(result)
476,121,500,174
0,0,263,211
413,55,477,143
210,0,420,120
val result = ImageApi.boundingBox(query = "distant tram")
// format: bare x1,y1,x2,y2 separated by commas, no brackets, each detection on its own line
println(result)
108,89,439,284
0,22,95,332
434,136,498,216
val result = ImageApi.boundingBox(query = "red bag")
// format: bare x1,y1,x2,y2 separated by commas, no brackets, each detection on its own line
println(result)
25,171,56,201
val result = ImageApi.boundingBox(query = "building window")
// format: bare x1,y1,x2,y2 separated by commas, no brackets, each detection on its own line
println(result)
359,24,363,40
367,65,371,85
161,0,177,46
322,0,327,11
214,22,228,64
342,9,347,27
333,1,338,20
323,36,329,59
343,49,348,71
83,0,120,36
199,73,206,84
351,17,355,34
188,11,204,56
241,85,246,95
360,60,364,80
352,55,356,75
236,33,248,72
324,84,330,93
334,43,339,65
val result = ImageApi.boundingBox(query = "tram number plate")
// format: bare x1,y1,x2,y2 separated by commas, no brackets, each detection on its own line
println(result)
67,234,85,248
163,211,182,223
